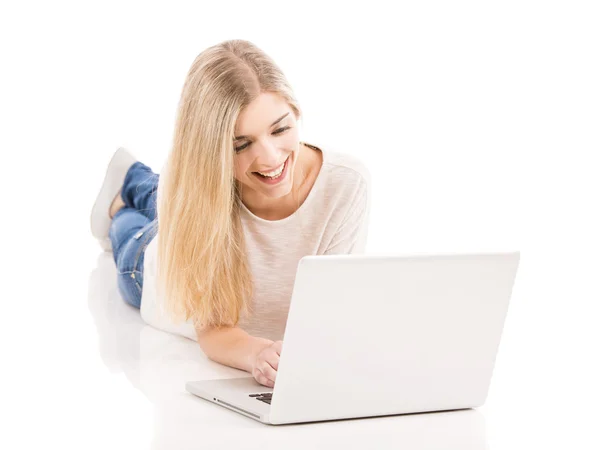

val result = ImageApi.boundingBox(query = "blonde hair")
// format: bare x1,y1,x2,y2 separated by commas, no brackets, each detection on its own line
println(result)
156,39,304,330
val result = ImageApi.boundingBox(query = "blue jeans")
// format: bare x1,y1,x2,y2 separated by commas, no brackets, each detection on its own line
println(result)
109,161,159,309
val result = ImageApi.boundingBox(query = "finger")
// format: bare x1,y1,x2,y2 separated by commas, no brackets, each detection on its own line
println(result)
257,372,274,388
265,352,279,371
260,360,277,383
273,341,283,355
254,363,274,384
253,369,268,387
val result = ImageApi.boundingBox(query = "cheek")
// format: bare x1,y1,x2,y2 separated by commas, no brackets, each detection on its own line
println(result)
233,157,249,180
232,158,241,180
286,128,300,144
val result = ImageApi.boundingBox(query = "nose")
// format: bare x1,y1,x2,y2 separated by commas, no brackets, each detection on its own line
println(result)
253,140,285,169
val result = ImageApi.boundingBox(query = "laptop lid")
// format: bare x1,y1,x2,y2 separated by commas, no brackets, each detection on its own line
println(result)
269,251,520,424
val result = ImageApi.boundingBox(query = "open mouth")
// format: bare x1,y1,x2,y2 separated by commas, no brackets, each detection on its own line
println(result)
252,155,290,184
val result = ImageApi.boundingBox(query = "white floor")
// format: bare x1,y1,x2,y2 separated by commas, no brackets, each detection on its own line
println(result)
4,239,595,449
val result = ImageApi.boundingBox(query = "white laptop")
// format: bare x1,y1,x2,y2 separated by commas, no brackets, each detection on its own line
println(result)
186,251,521,425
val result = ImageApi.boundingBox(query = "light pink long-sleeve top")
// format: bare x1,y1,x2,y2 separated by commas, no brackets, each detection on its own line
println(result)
139,143,371,342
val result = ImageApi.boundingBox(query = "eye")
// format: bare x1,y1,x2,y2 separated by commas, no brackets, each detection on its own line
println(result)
234,143,249,153
234,126,291,153
273,126,290,135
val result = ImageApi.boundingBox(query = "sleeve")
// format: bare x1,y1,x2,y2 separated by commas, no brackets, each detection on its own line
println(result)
324,177,371,255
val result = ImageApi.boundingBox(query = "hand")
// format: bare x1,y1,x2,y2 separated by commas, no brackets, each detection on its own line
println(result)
251,340,283,388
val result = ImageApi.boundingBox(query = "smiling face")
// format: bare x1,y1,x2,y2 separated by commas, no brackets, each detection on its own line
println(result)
233,92,303,209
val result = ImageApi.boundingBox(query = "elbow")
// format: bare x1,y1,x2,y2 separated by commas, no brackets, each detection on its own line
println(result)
195,324,232,361
195,327,215,360
197,340,213,360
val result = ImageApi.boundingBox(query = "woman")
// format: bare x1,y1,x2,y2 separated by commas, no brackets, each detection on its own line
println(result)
90,39,371,388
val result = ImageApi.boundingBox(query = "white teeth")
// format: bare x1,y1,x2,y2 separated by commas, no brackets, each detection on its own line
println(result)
257,159,285,177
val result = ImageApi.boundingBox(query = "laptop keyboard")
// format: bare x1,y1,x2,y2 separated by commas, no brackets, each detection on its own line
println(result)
249,393,272,405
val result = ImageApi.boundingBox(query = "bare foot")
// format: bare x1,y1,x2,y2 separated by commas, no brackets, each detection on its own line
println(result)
109,189,125,219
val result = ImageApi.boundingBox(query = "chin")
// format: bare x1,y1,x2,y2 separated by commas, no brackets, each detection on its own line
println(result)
270,185,293,198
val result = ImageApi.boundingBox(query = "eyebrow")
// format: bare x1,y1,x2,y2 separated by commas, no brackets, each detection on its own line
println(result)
234,112,290,141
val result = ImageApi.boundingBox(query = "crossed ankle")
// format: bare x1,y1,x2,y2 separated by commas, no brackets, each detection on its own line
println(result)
109,190,125,218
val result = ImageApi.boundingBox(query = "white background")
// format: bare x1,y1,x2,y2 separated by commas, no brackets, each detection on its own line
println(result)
1,1,599,449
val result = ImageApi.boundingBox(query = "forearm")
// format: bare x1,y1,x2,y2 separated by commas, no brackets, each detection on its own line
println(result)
197,326,274,373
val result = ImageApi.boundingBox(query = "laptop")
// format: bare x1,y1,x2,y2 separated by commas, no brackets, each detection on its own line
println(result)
186,251,521,425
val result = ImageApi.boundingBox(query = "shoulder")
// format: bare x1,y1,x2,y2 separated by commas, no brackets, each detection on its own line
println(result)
317,143,371,192
303,142,371,220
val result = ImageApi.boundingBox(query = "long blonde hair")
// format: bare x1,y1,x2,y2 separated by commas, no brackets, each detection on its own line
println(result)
156,39,303,330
